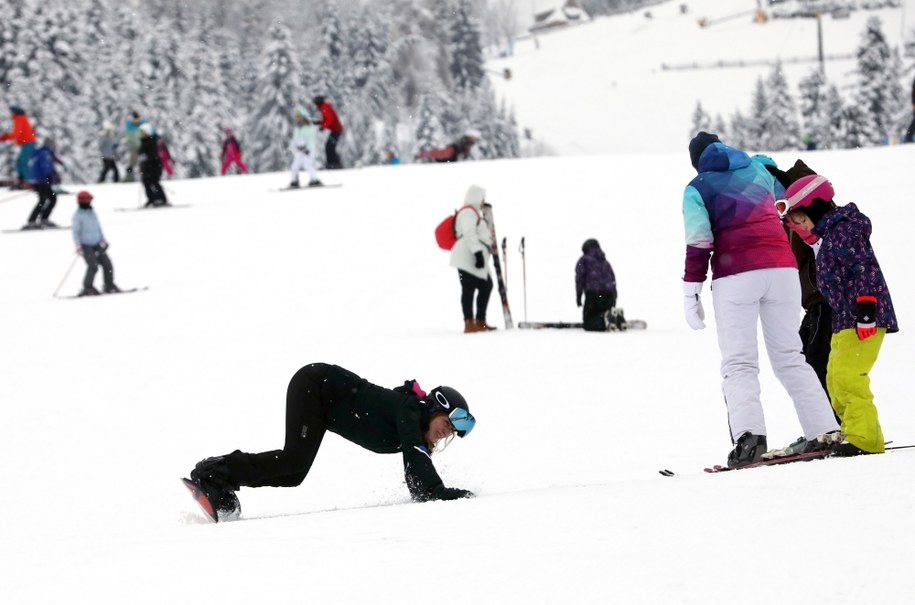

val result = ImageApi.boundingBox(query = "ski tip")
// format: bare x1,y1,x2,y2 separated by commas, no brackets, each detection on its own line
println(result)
658,469,675,477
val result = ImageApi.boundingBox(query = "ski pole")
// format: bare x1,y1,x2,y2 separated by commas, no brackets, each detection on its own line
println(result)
52,253,80,298
519,236,527,323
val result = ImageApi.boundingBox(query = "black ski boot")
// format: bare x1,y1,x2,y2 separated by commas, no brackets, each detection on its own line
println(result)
188,456,241,522
727,432,767,468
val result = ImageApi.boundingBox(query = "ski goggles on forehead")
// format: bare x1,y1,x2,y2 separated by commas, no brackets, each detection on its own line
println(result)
448,408,476,438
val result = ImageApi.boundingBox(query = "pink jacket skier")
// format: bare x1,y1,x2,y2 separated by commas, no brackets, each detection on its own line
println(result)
221,128,249,175
157,137,174,177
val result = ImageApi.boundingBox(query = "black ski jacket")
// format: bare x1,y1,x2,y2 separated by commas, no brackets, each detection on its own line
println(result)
320,365,445,501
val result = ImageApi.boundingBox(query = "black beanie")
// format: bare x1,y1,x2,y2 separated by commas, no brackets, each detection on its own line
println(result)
689,131,720,170
582,238,600,253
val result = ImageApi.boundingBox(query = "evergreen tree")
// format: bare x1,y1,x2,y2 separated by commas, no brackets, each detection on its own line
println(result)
448,0,486,91
798,67,828,150
853,16,906,144
745,77,768,148
690,101,712,136
249,23,304,172
761,61,801,151
414,88,449,155
822,84,846,150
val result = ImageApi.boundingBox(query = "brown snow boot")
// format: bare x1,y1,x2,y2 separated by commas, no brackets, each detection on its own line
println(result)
476,320,497,331
464,319,483,333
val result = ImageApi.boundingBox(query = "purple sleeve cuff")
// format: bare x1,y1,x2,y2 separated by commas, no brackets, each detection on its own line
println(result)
684,245,712,282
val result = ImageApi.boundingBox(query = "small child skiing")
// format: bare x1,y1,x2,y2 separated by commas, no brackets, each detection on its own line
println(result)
24,138,63,229
72,190,119,296
777,175,898,456
288,107,322,188
575,239,624,331
220,128,249,175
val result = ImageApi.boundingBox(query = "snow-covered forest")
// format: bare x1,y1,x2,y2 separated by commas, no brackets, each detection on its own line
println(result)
691,15,910,151
0,0,520,182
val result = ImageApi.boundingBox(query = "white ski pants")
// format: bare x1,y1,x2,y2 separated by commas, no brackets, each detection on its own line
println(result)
290,150,318,184
711,267,839,442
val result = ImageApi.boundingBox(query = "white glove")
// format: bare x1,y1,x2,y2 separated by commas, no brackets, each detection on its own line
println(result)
683,281,706,330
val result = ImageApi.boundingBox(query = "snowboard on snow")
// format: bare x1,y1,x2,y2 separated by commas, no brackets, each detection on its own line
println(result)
180,477,241,523
55,286,149,300
518,319,647,330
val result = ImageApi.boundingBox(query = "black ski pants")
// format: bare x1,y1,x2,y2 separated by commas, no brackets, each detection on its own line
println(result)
98,158,120,183
223,363,348,489
582,291,616,331
458,269,493,322
28,183,57,223
142,178,168,206
82,245,115,290
325,131,343,169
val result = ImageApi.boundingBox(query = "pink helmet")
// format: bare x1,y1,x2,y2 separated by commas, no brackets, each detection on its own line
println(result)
776,175,834,216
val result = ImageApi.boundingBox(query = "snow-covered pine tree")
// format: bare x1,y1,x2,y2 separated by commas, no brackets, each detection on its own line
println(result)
727,109,751,151
414,88,449,157
821,83,846,149
853,16,906,145
762,61,802,151
840,103,870,149
746,77,768,149
249,23,304,173
448,0,486,91
690,101,712,136
798,67,828,150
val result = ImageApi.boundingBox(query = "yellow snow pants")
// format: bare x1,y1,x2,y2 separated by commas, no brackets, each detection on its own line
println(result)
827,328,886,454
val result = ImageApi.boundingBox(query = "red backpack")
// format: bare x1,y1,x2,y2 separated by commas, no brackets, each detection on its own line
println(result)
435,205,480,251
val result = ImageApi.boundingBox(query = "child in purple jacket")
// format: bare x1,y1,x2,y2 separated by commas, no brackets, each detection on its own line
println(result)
778,175,898,456
575,239,623,331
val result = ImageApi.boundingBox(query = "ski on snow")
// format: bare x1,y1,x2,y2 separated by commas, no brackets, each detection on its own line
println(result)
115,204,191,212
55,286,149,300
2,224,70,233
481,204,513,329
658,443,915,477
271,183,342,192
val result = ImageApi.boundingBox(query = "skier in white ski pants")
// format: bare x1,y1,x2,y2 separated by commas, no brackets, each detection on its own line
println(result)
712,267,838,440
682,133,838,461
289,108,320,187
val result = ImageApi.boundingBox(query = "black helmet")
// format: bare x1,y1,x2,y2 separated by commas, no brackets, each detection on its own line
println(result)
313,95,325,106
582,238,601,253
424,386,475,437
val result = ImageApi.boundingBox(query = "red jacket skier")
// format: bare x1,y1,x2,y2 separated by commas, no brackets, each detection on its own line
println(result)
313,96,344,169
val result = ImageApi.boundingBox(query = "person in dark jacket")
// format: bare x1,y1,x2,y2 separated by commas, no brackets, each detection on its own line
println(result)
778,174,898,457
24,139,61,229
904,74,915,144
575,239,623,331
313,95,344,169
98,121,120,183
183,363,477,522
137,123,168,207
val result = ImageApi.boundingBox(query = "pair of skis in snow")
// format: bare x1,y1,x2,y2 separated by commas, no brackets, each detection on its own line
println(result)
659,443,915,476
54,286,149,300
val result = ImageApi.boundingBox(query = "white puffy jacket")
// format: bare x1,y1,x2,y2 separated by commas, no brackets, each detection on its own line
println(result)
449,185,492,280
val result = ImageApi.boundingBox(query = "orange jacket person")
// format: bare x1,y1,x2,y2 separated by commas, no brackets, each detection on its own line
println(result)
0,105,37,186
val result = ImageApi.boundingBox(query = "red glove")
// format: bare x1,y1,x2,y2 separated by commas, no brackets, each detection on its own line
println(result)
856,296,877,340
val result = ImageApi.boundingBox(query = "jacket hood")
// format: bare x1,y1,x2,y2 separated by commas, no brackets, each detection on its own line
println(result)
696,142,751,173
813,203,869,238
463,184,486,209
585,247,607,261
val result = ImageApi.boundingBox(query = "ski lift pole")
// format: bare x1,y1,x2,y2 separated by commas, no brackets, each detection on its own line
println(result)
519,236,527,323
52,253,81,298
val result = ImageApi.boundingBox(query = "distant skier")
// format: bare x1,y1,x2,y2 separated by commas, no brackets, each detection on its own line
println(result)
220,128,248,175
72,190,120,296
123,111,146,182
138,124,168,207
449,185,496,333
288,107,321,188
0,105,37,188
24,138,64,229
182,363,476,522
98,121,120,183
575,238,624,331
313,95,344,169
904,73,915,144
417,130,480,163
681,131,839,468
